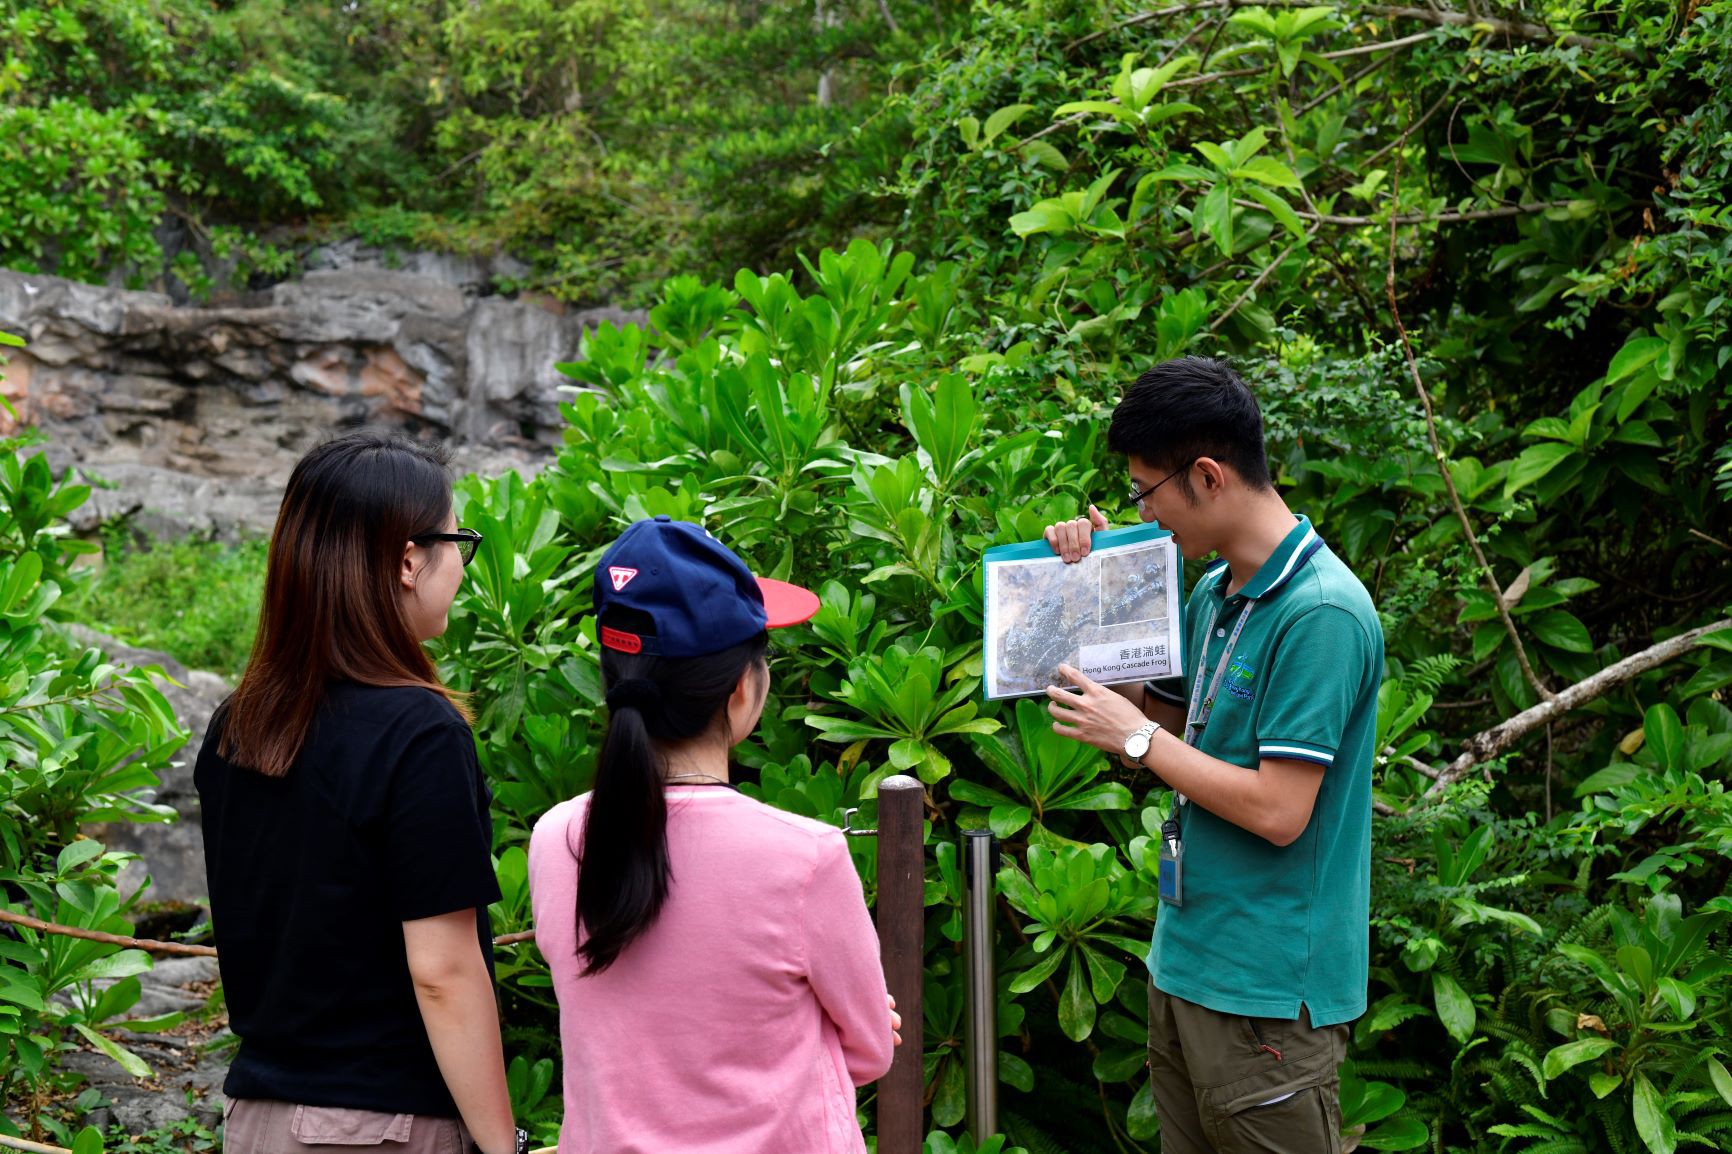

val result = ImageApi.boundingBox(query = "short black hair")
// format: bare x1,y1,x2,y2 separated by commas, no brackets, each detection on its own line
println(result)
1106,356,1271,495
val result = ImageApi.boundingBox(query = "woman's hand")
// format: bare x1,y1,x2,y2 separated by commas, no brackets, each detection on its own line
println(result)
1043,505,1111,563
889,994,903,1047
1046,664,1153,755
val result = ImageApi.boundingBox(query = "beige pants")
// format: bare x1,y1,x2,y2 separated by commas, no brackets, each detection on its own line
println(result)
224,1099,472,1154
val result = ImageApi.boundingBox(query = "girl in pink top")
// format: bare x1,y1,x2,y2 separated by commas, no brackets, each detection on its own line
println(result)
527,517,899,1153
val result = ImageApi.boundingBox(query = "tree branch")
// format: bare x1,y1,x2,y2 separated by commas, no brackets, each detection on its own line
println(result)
1066,0,1626,56
1384,148,1554,703
1018,33,1431,149
1365,4,1626,55
0,908,218,958
1238,198,1573,226
1208,227,1317,332
1421,618,1732,798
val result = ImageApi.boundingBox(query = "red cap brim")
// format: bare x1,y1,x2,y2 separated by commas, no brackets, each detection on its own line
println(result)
756,577,820,629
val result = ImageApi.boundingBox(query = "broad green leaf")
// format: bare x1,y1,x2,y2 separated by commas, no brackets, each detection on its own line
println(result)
1616,944,1654,992
1242,184,1306,239
1505,442,1578,498
1573,763,1641,797
1198,182,1234,257
1058,954,1096,1041
1127,1080,1159,1140
1359,1118,1430,1151
1053,100,1127,120
73,1023,152,1079
1232,156,1302,189
1021,140,1069,171
1605,336,1667,386
72,1127,103,1154
1708,1057,1732,1107
1008,945,1067,995
983,104,1034,144
56,838,107,872
1194,140,1234,173
1644,703,1685,772
1540,1036,1617,1081
1590,1070,1624,1098
1655,976,1695,1021
1529,610,1592,653
1631,1073,1675,1154
1009,202,1076,238
1432,973,1475,1042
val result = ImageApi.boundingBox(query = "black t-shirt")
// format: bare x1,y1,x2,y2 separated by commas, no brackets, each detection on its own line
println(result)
195,682,500,1116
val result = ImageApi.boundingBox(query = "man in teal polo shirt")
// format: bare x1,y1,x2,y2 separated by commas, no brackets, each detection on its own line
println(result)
1042,356,1383,1153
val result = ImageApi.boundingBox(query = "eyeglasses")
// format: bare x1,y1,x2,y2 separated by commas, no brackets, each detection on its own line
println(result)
411,528,483,566
1127,460,1196,509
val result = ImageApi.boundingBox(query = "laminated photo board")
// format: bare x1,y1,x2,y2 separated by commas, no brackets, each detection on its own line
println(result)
982,523,1184,700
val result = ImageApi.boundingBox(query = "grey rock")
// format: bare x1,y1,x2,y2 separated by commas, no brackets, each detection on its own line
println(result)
61,955,228,1136
0,263,643,540
302,240,532,295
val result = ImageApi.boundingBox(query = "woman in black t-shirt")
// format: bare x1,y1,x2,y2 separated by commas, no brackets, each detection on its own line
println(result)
196,432,524,1154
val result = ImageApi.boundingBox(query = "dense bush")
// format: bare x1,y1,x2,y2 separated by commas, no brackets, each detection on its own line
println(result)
0,0,944,301
0,333,191,1146
4,0,1731,1151
435,0,1732,1145
65,532,268,682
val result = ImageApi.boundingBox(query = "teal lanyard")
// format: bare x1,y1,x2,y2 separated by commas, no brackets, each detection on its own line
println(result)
1184,599,1258,748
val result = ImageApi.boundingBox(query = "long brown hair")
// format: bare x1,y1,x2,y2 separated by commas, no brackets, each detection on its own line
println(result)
220,431,466,777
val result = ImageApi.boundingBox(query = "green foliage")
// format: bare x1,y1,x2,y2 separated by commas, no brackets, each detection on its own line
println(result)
10,0,1732,1148
1,345,190,1137
64,531,267,681
104,1114,216,1154
0,0,948,301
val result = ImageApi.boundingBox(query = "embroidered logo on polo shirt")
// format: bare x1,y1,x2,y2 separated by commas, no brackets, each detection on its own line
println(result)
1225,655,1258,701
608,566,639,591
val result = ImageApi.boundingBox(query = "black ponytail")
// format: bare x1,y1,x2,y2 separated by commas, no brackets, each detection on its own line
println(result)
575,617,769,974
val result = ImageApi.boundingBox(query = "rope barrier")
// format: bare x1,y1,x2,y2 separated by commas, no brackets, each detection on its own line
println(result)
0,910,538,957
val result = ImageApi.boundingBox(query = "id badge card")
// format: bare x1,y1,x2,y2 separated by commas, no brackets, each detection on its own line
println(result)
1157,837,1183,907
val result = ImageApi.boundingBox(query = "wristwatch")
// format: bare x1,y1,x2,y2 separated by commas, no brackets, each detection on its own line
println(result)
1122,720,1161,768
472,1128,530,1154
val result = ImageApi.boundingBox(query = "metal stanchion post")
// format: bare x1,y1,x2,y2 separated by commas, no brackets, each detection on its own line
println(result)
870,775,926,1154
961,829,998,1142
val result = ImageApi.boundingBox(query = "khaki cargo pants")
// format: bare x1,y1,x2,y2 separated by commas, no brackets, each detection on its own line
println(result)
1147,982,1349,1154
223,1099,473,1154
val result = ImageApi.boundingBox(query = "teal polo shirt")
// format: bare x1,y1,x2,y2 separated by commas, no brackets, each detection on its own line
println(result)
1144,515,1383,1027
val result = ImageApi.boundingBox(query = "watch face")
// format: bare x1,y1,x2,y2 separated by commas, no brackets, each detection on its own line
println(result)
1125,734,1150,759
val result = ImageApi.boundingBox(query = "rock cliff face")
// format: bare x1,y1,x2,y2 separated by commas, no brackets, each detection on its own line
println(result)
0,261,639,536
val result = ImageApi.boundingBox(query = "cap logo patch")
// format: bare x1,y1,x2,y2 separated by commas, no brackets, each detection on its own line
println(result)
608,566,639,592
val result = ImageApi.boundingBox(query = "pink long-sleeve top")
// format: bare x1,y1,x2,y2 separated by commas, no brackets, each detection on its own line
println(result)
526,786,895,1154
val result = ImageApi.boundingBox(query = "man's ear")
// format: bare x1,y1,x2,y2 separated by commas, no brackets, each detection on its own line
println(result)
1194,456,1230,494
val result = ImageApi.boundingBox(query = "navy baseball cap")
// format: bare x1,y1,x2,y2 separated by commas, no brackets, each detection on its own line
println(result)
593,516,820,657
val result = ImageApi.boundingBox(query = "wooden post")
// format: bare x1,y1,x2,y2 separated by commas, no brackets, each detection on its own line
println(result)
875,774,925,1153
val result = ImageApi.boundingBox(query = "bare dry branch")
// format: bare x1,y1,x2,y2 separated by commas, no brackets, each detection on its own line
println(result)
1420,617,1732,799
1235,198,1572,226
1065,0,1626,56
0,908,218,958
1384,148,1554,703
